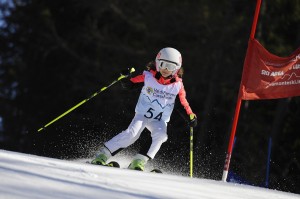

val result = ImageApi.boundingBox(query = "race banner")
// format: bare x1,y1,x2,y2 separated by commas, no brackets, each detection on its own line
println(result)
241,38,300,100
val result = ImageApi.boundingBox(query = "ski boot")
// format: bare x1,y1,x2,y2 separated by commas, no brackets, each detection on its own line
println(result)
91,146,111,166
128,154,149,171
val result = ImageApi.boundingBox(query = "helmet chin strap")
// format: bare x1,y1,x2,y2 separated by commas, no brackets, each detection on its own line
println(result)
155,71,161,80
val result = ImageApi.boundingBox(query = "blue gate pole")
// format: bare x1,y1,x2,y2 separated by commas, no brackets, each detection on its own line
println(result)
265,137,272,188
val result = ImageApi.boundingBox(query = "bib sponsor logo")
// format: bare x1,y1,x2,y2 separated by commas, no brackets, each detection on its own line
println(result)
146,86,154,95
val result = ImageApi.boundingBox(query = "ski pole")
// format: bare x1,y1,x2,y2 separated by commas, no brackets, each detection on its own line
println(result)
37,67,135,132
175,109,194,177
190,126,194,178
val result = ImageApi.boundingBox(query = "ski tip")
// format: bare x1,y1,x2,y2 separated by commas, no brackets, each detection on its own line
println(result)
150,169,163,173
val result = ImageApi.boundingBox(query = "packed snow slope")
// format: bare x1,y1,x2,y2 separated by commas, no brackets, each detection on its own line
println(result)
0,149,299,199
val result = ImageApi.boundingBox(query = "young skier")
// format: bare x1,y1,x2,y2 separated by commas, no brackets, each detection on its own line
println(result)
91,47,197,170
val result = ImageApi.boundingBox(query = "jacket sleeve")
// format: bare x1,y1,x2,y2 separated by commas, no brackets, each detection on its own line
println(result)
130,73,145,83
178,82,194,115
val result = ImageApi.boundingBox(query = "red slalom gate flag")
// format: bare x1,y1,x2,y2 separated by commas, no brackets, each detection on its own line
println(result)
241,39,300,100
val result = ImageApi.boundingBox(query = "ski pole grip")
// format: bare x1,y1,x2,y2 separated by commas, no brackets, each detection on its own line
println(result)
129,67,135,73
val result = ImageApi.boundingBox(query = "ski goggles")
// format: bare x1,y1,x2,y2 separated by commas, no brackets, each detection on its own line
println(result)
158,60,178,71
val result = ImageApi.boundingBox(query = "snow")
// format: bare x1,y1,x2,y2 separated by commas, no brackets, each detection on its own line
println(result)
0,149,299,199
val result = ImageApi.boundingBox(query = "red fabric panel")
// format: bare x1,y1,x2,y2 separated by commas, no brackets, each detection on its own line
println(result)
241,39,300,100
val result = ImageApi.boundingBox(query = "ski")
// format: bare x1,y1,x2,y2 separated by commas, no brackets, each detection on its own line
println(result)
150,169,163,173
87,161,162,173
104,161,120,168
86,161,120,168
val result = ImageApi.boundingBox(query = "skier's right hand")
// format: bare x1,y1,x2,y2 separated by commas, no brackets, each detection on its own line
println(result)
120,78,134,90
120,68,132,77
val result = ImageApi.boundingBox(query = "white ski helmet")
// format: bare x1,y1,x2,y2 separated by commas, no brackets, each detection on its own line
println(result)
155,47,182,76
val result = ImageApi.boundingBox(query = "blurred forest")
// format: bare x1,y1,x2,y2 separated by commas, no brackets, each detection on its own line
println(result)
0,0,300,194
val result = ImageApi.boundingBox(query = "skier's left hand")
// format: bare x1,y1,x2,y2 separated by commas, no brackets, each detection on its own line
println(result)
189,113,197,127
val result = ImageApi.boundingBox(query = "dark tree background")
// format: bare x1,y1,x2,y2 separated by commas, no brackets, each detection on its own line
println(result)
0,0,299,194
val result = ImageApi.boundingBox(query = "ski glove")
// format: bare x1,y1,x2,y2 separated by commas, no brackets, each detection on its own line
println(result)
189,113,197,127
120,78,134,90
120,68,133,78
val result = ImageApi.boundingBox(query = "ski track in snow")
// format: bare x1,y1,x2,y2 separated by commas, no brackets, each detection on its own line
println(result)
0,149,299,199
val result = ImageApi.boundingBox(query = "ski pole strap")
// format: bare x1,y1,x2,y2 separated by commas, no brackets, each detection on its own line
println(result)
37,67,135,132
190,126,193,178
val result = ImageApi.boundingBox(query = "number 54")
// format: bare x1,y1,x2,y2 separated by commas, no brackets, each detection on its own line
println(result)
144,108,163,121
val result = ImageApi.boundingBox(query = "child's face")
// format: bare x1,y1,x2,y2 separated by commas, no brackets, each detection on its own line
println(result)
159,68,173,77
